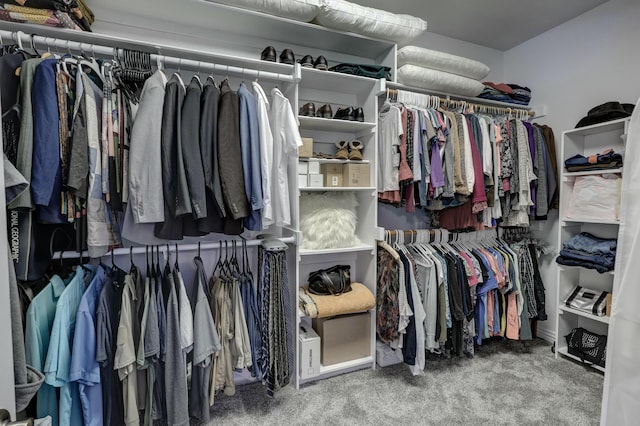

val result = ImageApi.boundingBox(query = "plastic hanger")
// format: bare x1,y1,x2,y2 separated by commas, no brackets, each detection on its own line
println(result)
213,241,224,276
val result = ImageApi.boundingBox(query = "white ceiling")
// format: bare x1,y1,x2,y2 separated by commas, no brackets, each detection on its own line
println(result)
354,0,610,51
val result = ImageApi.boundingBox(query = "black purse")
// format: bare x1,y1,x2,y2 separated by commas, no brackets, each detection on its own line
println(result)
565,327,607,368
307,265,352,296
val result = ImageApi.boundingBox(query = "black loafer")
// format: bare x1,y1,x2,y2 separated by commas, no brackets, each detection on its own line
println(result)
279,48,295,65
299,54,314,68
316,104,333,119
314,55,328,70
354,107,365,122
261,46,276,62
299,102,316,117
333,106,355,121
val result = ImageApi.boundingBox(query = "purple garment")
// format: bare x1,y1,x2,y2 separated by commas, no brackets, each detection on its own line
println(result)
430,140,445,188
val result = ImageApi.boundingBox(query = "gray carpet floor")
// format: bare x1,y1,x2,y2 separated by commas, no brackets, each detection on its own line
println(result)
207,338,603,425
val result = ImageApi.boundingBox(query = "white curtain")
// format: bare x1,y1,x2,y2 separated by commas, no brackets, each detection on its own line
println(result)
601,97,640,425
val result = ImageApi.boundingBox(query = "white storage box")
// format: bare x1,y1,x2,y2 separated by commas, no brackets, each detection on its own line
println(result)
299,323,321,379
308,174,324,188
308,160,321,175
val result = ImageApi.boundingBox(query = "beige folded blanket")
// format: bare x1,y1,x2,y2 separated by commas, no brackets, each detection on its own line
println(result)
299,282,375,318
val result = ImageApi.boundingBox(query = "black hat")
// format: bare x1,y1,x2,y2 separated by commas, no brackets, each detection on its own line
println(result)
575,101,632,128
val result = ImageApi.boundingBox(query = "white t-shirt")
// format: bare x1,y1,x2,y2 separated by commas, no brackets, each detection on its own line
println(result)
252,82,274,228
378,105,402,192
269,88,302,227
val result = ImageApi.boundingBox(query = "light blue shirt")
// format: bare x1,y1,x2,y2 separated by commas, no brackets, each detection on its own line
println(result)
44,265,91,426
238,82,264,231
70,265,106,426
25,274,69,426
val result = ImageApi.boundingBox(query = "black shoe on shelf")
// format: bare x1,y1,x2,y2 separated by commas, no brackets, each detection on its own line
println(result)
316,104,333,119
314,55,328,70
261,46,276,62
299,54,314,68
333,106,355,121
279,48,295,65
354,107,365,122
299,102,316,117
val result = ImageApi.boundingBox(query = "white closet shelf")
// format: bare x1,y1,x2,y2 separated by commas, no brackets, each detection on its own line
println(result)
563,168,623,179
385,82,534,111
299,244,375,256
300,187,375,192
563,118,630,137
317,356,374,375
556,346,606,373
299,158,370,165
561,218,620,225
299,67,380,94
558,265,615,276
558,305,610,324
298,116,376,132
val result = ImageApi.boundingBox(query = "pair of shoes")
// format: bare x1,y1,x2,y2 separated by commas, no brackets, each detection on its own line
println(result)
335,140,364,161
299,54,328,70
299,102,333,118
261,46,296,65
333,107,365,122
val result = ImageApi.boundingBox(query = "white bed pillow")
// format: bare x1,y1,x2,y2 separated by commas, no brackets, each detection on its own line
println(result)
397,65,485,97
300,192,360,250
206,0,320,22
315,0,427,45
398,46,490,80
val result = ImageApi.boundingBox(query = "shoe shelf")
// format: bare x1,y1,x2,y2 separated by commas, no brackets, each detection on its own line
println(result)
299,158,370,164
299,187,376,192
299,243,376,256
300,67,380,95
298,116,376,132
558,305,610,324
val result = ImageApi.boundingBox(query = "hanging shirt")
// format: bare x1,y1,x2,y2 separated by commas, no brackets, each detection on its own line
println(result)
44,265,91,426
70,265,107,426
377,104,402,192
128,70,167,224
252,81,274,229
25,274,68,425
238,82,264,231
269,87,302,227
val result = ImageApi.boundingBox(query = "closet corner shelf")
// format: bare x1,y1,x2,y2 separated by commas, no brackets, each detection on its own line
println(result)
562,168,623,179
561,217,620,225
300,187,375,192
318,356,374,376
557,346,606,373
300,67,379,94
558,305,610,324
298,116,376,132
562,118,629,137
299,243,376,256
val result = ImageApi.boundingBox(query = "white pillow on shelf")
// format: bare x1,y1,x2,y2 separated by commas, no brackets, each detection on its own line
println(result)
566,174,621,222
397,46,490,80
205,0,320,22
315,0,427,45
397,64,485,97
300,192,359,250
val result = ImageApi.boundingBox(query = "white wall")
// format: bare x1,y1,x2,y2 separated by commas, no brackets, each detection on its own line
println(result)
410,31,505,82
503,0,640,341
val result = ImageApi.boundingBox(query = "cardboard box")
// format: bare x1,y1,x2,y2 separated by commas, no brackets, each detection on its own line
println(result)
321,164,344,187
298,174,308,188
308,174,324,188
298,161,309,175
343,163,371,187
312,312,371,366
299,323,321,379
299,137,313,158
308,160,320,175
606,293,612,316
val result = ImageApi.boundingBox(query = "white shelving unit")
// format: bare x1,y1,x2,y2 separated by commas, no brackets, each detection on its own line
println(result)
554,117,629,373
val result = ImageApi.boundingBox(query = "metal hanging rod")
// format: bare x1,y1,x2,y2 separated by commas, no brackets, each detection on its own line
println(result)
53,236,295,260
0,28,295,82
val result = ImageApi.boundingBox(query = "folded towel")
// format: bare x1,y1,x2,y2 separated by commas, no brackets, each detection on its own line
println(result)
299,282,375,318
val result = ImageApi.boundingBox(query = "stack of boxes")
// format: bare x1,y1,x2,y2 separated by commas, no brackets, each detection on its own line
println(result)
298,137,371,188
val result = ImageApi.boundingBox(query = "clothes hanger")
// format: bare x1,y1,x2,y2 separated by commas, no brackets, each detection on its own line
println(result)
174,243,180,272
213,240,224,277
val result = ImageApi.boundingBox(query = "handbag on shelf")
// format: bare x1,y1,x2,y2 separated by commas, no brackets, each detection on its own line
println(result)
565,327,607,368
307,265,352,296
564,285,609,316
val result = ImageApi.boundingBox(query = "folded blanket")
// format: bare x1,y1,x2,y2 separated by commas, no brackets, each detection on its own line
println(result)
299,282,375,318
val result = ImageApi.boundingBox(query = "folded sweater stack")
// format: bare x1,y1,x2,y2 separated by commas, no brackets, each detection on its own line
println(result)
478,82,532,105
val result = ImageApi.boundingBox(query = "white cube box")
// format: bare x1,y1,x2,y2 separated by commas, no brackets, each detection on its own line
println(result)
298,174,308,188
308,160,320,175
299,323,320,379
308,174,324,188
298,161,309,175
